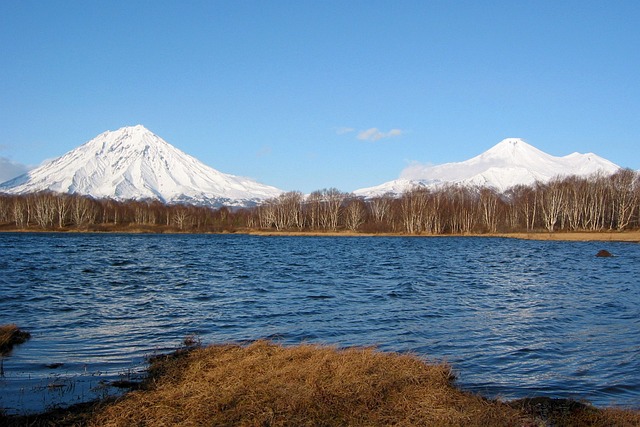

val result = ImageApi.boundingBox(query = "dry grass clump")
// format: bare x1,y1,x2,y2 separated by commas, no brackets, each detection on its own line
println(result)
0,324,31,356
511,397,640,426
91,340,530,426
588,407,640,426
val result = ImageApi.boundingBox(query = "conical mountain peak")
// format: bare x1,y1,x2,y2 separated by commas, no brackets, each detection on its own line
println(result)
91,125,163,150
491,137,527,148
96,124,154,141
0,125,283,207
481,138,546,160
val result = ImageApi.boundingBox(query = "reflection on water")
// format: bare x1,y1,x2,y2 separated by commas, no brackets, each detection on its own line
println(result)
0,233,639,413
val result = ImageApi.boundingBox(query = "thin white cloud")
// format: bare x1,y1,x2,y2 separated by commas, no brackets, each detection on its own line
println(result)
256,146,273,158
0,157,30,183
399,161,435,180
336,127,355,135
357,128,403,142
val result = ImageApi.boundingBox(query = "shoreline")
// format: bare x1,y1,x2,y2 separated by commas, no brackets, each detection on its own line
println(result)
247,229,640,242
493,230,640,243
2,226,640,242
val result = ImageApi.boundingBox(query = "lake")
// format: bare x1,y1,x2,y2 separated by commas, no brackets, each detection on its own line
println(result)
0,233,638,414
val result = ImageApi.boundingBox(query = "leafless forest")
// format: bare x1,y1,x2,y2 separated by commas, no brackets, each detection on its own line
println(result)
0,169,638,234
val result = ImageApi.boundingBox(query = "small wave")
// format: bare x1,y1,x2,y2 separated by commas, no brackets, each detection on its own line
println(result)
306,295,334,300
110,260,135,267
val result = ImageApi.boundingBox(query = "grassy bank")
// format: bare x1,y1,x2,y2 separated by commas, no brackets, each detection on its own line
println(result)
494,230,640,243
3,224,640,242
247,229,640,242
4,340,639,426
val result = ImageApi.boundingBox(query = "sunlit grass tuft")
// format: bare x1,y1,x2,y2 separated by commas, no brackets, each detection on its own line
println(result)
91,340,530,426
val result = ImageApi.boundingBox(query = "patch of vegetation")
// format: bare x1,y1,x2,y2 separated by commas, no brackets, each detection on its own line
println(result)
90,340,640,427
2,339,639,426
510,397,640,427
90,340,528,426
0,324,30,356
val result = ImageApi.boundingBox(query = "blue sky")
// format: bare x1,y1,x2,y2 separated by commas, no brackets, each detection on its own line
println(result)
1,1,638,192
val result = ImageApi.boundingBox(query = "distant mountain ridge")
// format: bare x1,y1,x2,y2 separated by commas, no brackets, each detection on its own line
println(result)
354,138,620,197
0,131,622,205
0,125,283,207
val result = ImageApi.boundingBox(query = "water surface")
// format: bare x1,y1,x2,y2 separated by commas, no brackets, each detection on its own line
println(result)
0,233,638,413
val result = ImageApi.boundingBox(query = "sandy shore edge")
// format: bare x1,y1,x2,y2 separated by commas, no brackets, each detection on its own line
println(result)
245,229,640,242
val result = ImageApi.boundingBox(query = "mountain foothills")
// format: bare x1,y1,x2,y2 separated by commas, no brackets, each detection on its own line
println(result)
0,125,283,208
354,138,620,198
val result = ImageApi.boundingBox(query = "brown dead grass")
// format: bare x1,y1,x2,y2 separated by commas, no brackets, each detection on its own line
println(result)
2,340,639,426
494,230,640,243
0,324,30,356
247,229,640,242
510,397,640,427
6,225,640,242
91,340,530,427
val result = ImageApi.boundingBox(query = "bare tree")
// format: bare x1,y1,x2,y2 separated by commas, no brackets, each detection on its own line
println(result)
0,195,9,224
504,186,524,231
368,194,393,225
538,179,566,232
71,195,97,226
445,186,477,234
32,192,56,228
172,207,190,230
304,191,322,230
273,191,304,230
563,176,587,231
12,196,27,228
508,185,538,232
343,197,366,231
400,188,429,234
55,194,70,228
586,173,610,231
420,189,439,234
634,173,640,229
478,187,500,233
318,188,344,231
609,169,638,230
257,199,277,229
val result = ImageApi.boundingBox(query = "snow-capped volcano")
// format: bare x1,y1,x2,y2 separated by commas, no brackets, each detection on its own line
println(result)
0,125,283,207
354,138,620,197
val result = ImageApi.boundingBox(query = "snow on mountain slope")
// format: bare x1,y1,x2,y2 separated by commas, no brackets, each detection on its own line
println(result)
0,125,283,207
354,138,620,197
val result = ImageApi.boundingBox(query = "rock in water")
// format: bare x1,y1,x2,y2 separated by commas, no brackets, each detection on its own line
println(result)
596,249,613,257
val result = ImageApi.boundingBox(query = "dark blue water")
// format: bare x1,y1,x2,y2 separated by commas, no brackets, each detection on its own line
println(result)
1,233,639,413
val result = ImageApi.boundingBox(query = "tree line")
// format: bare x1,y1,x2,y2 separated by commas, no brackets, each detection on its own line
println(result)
0,193,242,232
0,169,638,234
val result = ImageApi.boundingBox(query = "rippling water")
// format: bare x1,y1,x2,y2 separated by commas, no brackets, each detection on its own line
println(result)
0,233,639,413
